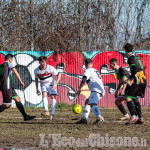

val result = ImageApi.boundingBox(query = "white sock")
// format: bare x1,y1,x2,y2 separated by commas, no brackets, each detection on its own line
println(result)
43,97,48,111
83,105,90,120
51,99,56,115
92,105,102,119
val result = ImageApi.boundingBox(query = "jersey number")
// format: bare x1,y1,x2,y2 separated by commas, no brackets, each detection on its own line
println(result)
138,59,143,69
95,70,102,79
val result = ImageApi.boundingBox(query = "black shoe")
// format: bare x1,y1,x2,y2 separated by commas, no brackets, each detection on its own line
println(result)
24,115,36,121
134,118,144,124
76,118,87,124
93,117,104,125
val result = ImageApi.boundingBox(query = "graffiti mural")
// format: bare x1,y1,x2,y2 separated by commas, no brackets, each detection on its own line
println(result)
0,50,150,107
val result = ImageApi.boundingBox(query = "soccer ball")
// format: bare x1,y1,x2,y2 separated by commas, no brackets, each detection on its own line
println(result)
72,104,82,114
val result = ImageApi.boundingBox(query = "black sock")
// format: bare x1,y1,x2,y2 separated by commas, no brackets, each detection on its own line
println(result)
134,101,142,118
117,104,127,115
0,104,7,112
16,102,28,118
127,101,136,116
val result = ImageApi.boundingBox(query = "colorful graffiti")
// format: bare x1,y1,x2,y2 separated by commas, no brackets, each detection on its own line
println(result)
0,50,150,107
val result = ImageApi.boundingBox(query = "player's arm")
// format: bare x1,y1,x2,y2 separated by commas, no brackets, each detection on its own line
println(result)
35,78,41,95
115,81,122,98
77,76,87,95
120,76,128,96
12,68,24,88
52,73,61,89
128,58,138,81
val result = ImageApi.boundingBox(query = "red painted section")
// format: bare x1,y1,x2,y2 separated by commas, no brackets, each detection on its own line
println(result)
0,51,149,107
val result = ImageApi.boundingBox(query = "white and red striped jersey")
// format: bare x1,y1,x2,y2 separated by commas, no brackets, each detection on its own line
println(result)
34,65,59,85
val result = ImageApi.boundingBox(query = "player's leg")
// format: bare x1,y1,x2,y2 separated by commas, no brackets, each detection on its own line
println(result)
132,97,142,118
115,97,130,120
42,91,49,116
0,88,12,112
76,99,90,124
48,85,58,120
41,85,49,116
88,92,104,124
91,103,104,124
50,95,56,120
124,84,140,124
13,96,36,121
125,97,137,124
0,104,10,112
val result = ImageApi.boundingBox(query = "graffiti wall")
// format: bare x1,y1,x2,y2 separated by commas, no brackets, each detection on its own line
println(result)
0,50,150,107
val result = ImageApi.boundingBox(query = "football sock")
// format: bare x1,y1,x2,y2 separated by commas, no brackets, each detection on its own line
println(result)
92,105,102,119
134,101,142,118
117,104,127,115
127,101,136,117
83,105,90,120
16,102,28,118
0,104,7,112
43,97,49,111
51,99,56,115
132,98,138,116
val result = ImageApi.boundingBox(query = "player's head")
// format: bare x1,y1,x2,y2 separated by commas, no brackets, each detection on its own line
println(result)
123,43,133,54
84,59,93,69
5,54,13,63
38,56,47,68
109,58,118,70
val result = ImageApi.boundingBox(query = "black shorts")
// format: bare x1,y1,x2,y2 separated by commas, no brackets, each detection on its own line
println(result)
1,87,18,104
125,83,146,99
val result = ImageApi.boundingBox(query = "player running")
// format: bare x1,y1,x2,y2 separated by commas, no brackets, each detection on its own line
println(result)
76,59,105,124
34,56,61,120
124,43,147,124
109,58,140,121
0,54,36,121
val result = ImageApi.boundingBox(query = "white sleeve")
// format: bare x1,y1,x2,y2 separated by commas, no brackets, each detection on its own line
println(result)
83,70,90,80
50,66,59,76
8,62,15,70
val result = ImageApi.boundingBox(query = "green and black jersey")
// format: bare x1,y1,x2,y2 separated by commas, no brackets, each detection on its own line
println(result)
0,62,15,89
128,54,147,84
116,67,130,82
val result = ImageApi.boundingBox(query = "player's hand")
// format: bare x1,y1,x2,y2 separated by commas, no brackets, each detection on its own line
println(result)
77,89,81,95
36,89,41,96
52,83,57,89
124,79,130,84
120,90,125,96
20,82,24,88
115,90,118,98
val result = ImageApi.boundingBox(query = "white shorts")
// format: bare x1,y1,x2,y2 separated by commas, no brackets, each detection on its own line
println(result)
88,92,103,105
41,83,58,95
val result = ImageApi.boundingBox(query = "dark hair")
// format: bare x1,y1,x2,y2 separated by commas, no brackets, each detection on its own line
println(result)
38,56,47,61
84,59,92,66
123,43,133,52
5,54,13,61
109,58,118,64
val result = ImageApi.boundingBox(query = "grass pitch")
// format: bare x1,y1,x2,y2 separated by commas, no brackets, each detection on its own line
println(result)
0,105,150,150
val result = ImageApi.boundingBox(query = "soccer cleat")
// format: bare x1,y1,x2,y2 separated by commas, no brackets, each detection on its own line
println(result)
41,111,50,116
93,116,104,124
125,117,137,125
119,114,130,121
24,115,36,121
76,118,87,124
134,118,144,124
50,115,54,121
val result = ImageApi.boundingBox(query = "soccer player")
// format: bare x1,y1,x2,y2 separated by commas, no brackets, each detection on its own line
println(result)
109,58,140,121
34,56,61,120
76,59,105,124
124,43,147,124
0,54,36,121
